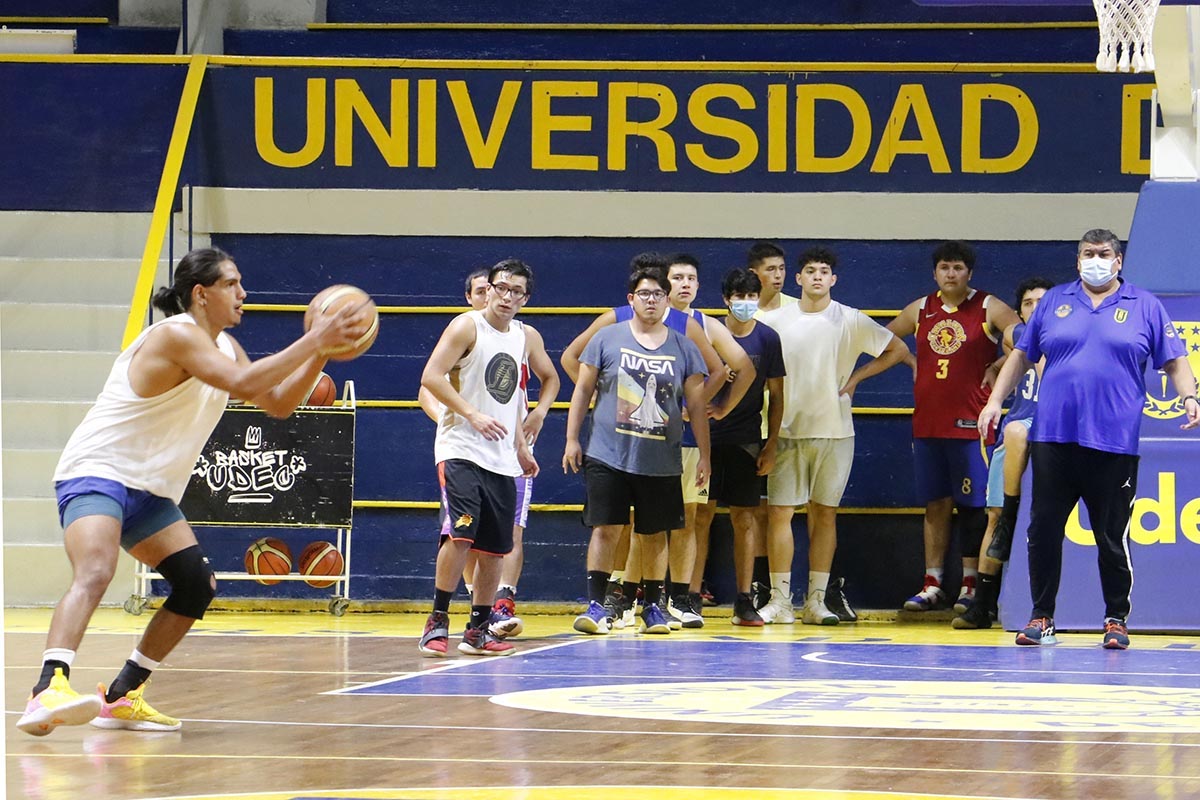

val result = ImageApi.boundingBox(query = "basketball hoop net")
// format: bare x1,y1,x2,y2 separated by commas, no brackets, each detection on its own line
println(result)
1094,0,1162,72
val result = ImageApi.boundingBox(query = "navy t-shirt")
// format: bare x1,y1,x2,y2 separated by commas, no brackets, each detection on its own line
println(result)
711,321,786,445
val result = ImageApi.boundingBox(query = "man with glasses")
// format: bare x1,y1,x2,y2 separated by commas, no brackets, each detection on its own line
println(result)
418,259,554,657
418,268,559,639
564,264,711,634
561,252,742,627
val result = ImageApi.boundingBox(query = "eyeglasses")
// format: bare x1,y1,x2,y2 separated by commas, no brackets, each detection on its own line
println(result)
490,282,528,300
633,289,667,301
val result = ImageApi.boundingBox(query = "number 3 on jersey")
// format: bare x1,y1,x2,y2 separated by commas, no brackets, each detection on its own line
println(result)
936,358,949,379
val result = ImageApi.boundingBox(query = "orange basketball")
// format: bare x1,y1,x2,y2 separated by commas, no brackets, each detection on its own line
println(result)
298,541,345,589
244,537,292,586
304,284,379,362
305,372,336,406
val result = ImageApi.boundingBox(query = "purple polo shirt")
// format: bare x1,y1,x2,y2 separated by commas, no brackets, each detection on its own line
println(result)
1017,278,1185,455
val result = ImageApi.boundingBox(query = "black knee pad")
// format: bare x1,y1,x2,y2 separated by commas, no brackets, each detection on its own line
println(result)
957,505,987,556
156,545,216,619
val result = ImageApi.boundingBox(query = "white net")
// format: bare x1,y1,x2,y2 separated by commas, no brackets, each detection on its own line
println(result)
1094,0,1162,72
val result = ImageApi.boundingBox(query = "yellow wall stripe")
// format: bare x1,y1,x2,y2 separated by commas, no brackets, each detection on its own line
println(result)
0,16,109,24
208,55,1098,73
0,54,188,64
348,399,913,414
244,303,899,318
352,499,924,514
0,54,1102,73
121,55,209,349
309,21,1097,32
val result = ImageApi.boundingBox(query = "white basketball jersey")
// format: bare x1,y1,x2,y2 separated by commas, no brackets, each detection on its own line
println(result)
54,313,236,502
434,310,526,477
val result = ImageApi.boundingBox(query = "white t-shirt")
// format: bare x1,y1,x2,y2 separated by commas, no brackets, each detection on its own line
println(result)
434,310,527,477
759,299,893,439
54,313,235,502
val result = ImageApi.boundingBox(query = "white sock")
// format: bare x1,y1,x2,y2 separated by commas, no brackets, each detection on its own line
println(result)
961,567,978,591
926,568,944,586
43,648,75,667
464,583,473,596
770,572,792,600
808,571,830,600
498,583,517,596
129,649,161,671
610,570,624,583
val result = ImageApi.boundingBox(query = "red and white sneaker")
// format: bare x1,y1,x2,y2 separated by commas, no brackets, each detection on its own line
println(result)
903,575,947,611
458,626,515,656
419,611,450,657
488,597,524,638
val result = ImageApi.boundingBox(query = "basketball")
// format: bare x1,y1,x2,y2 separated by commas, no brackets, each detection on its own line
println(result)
244,537,292,586
298,541,345,588
304,284,379,361
305,371,336,406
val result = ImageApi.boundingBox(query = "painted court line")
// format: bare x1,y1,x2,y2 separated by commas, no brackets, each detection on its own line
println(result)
324,637,587,694
77,714,1200,748
800,650,1200,678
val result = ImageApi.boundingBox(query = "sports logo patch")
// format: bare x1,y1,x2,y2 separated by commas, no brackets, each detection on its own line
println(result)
926,319,967,356
1055,303,1072,318
1115,308,1128,323
454,514,474,529
1145,321,1200,419
485,353,519,404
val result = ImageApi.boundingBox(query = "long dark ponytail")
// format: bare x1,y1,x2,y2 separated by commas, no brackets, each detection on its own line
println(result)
151,248,231,317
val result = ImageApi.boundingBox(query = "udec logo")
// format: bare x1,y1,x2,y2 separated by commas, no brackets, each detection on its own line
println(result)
1067,471,1200,546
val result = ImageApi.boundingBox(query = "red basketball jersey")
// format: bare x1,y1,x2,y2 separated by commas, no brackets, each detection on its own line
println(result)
913,289,999,441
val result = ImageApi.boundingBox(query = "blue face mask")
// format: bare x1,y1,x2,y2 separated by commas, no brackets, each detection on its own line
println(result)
729,299,759,322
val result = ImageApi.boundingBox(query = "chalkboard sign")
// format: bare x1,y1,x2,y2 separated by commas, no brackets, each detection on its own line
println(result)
180,405,355,527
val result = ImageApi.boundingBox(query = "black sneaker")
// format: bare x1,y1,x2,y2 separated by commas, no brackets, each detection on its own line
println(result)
750,581,771,611
602,593,622,627
732,592,765,627
951,600,993,629
824,577,857,622
668,593,704,628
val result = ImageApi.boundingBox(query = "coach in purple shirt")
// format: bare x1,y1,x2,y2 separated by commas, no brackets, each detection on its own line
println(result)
980,228,1199,651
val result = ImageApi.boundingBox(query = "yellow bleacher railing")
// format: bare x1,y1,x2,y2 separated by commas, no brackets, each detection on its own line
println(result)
121,54,209,350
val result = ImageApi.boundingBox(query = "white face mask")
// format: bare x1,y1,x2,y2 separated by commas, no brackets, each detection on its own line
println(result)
1079,256,1117,288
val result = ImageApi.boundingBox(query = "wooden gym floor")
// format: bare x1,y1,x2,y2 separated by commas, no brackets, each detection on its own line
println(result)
6,606,1200,800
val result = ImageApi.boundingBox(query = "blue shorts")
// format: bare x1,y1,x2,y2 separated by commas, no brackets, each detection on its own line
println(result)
985,417,1033,507
913,438,991,507
55,477,185,550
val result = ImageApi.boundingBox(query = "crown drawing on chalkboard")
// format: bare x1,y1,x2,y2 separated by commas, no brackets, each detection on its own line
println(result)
245,426,262,449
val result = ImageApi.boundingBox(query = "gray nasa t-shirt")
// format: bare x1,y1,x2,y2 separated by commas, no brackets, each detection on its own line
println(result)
581,321,708,477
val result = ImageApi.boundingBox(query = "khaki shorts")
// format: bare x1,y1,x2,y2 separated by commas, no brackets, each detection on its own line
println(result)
680,447,711,505
767,437,855,507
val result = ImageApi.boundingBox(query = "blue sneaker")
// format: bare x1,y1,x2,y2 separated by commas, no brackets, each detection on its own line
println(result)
1015,617,1057,646
573,601,611,635
639,602,672,634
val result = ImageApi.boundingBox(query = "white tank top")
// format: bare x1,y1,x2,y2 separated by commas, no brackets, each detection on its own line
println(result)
434,310,526,477
54,313,236,502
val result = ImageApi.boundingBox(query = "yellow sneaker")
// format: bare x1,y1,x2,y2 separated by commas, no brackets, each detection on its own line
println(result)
16,668,102,736
90,682,181,732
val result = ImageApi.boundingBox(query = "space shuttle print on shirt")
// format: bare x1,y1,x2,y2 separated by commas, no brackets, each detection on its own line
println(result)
616,347,675,440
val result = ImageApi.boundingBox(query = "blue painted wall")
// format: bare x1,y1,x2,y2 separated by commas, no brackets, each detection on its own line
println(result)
0,63,183,211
